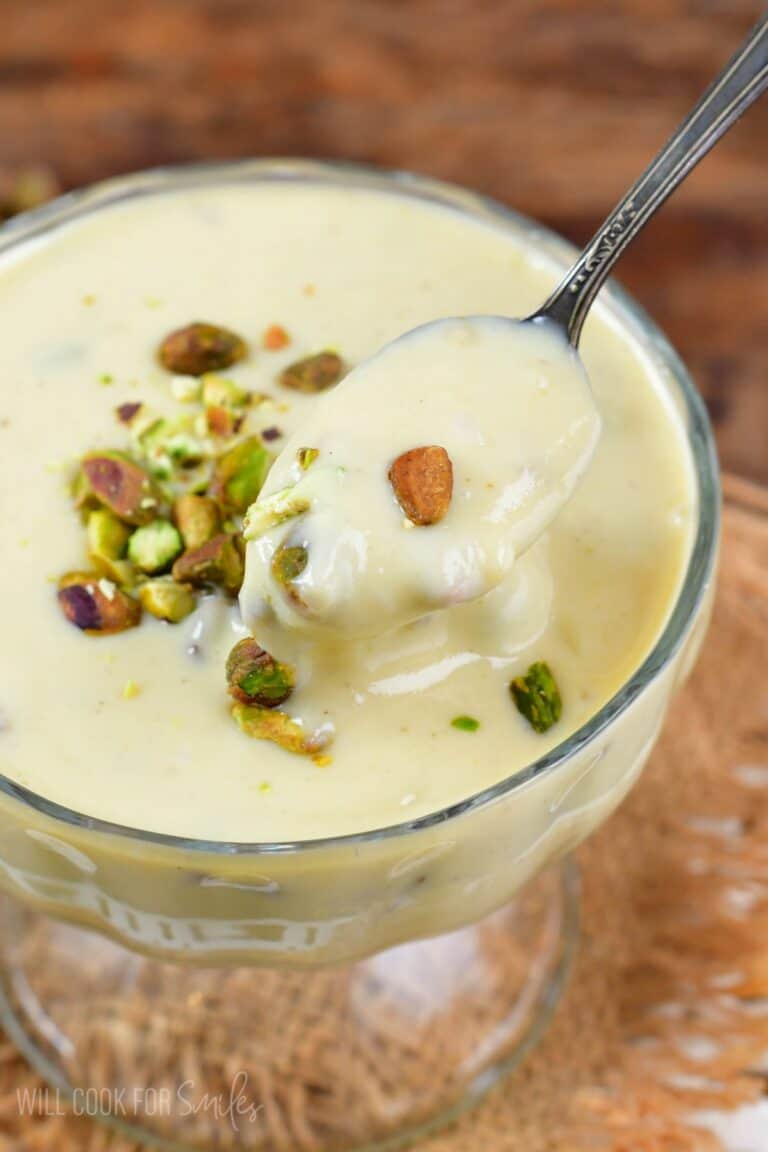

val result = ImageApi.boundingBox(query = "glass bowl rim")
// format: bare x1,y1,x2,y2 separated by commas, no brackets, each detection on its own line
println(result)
0,157,720,857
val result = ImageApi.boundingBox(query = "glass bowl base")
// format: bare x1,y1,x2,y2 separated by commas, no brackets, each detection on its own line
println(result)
0,862,577,1151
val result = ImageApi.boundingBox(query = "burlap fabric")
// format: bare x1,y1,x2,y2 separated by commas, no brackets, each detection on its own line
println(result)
1,475,767,1152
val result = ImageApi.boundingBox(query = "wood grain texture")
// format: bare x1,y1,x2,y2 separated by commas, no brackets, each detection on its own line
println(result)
0,0,765,480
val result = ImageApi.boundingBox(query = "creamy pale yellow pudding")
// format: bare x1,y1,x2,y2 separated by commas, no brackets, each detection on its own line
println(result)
0,178,696,849
242,316,600,651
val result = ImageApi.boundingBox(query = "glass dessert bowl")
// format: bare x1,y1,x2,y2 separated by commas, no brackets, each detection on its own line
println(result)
0,160,719,1150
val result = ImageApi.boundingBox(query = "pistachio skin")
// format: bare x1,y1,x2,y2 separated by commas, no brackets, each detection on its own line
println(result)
388,445,453,526
76,451,161,526
173,494,222,550
209,436,272,514
279,351,346,393
115,401,144,426
225,638,295,708
137,579,197,623
57,572,142,635
171,533,244,595
127,520,184,575
510,661,562,734
158,322,247,376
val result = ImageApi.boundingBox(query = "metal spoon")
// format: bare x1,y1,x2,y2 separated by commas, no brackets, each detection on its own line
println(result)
242,17,767,643
532,14,768,344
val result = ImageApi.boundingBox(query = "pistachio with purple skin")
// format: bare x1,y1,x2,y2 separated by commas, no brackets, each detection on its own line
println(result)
158,322,248,376
57,572,142,635
225,638,295,708
171,533,244,595
75,451,161,526
115,402,144,427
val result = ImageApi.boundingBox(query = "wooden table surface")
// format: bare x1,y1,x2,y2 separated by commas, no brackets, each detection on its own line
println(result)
1,0,765,482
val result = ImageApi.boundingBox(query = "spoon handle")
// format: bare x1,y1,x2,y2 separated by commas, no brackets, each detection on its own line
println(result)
536,15,768,345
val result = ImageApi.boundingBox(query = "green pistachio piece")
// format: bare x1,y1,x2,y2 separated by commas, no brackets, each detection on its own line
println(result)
173,494,222,550
158,322,248,376
242,487,310,540
209,436,272,514
138,418,207,469
137,578,197,623
510,661,562,734
297,447,319,471
279,351,346,393
272,544,308,586
226,638,295,708
231,702,330,756
75,451,161,526
86,509,135,586
201,373,250,409
171,533,244,595
57,572,142,635
451,715,480,732
128,520,184,574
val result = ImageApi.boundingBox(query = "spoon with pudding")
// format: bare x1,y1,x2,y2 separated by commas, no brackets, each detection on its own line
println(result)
241,16,767,655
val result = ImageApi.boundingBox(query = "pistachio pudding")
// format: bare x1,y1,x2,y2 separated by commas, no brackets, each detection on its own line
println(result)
0,163,716,965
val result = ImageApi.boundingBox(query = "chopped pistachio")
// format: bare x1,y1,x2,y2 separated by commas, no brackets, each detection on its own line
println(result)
279,351,346,393
226,638,295,708
57,572,142,635
242,487,309,540
389,445,453,526
115,401,144,426
138,417,207,470
75,451,161,526
297,447,319,471
122,680,141,700
260,426,282,442
158,322,248,376
170,375,202,403
99,373,114,387
206,405,240,440
171,533,244,594
451,715,480,732
201,374,249,409
209,436,272,513
231,702,330,756
137,578,197,623
272,544,308,586
510,661,562,734
173,494,222,550
87,509,135,585
262,324,290,351
128,520,183,574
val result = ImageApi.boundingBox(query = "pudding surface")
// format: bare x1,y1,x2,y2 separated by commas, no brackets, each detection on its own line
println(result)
0,180,695,841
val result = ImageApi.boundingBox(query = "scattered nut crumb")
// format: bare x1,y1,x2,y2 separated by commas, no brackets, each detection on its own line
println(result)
263,324,290,351
122,680,142,700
